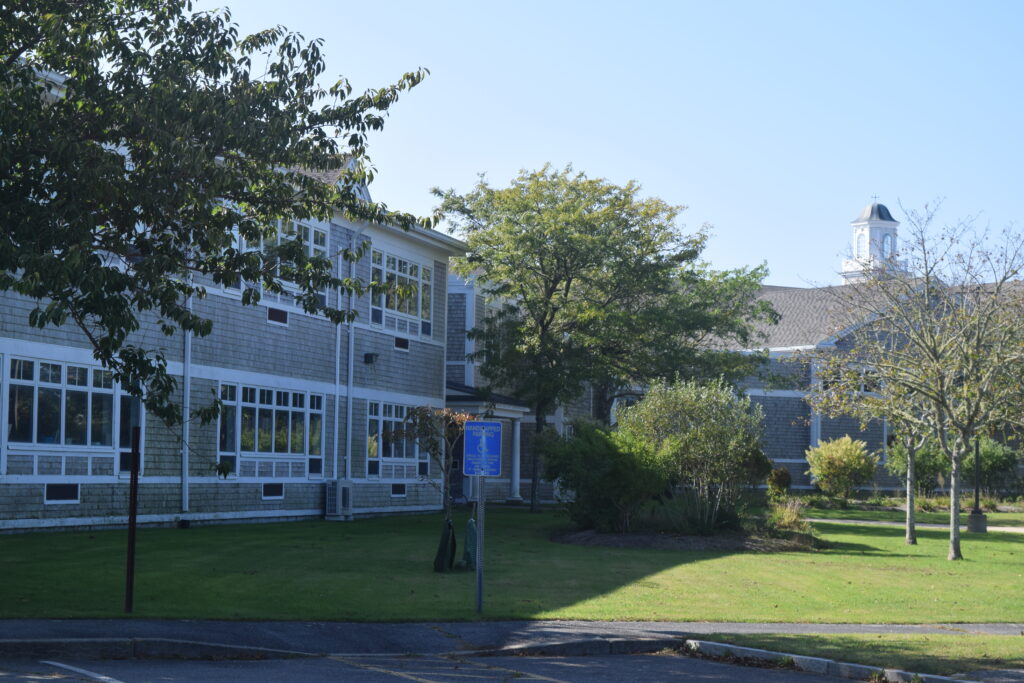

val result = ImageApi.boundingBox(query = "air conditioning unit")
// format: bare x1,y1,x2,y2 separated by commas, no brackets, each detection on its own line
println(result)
325,479,353,520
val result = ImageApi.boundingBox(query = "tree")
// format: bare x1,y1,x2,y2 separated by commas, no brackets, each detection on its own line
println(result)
616,378,771,533
435,165,775,510
2,0,427,423
402,407,473,523
808,204,1024,559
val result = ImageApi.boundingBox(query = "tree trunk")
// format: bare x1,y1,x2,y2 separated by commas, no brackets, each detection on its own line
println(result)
905,444,917,545
529,412,546,513
948,451,963,560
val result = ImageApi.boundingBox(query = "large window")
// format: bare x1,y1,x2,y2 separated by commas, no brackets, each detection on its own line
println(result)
6,357,144,475
366,401,429,480
370,250,432,336
218,383,324,479
227,221,330,307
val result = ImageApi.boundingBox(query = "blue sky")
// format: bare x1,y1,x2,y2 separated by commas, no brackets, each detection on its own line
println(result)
197,0,1024,287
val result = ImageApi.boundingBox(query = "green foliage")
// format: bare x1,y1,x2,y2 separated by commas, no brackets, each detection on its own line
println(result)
886,435,1021,494
805,436,878,501
617,378,771,533
3,1,427,424
542,422,667,532
767,467,792,501
435,166,776,507
766,498,811,534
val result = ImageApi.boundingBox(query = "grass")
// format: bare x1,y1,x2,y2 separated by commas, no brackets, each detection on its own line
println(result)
2,508,1023,623
801,506,1024,526
696,634,1024,676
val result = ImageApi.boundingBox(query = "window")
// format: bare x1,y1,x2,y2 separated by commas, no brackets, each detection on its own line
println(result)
44,483,80,503
7,358,132,449
882,234,893,259
233,220,330,309
218,383,324,479
366,401,429,480
370,249,432,336
262,482,284,499
391,483,407,497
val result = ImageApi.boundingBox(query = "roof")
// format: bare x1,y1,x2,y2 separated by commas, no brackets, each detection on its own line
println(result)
748,284,853,349
446,382,529,409
853,202,896,223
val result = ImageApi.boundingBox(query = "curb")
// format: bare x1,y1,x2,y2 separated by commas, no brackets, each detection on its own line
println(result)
681,639,975,683
476,637,977,683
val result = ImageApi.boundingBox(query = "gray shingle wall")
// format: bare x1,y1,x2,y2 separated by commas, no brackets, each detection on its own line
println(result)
753,395,810,463
354,329,443,398
447,293,466,360
191,296,339,383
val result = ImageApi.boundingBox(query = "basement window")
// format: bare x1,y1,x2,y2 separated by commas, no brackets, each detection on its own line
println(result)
394,337,410,351
44,483,80,504
262,482,284,500
391,483,407,497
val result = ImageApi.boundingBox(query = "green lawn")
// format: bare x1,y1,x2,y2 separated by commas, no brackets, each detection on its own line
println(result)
696,634,1024,676
2,510,1022,622
802,506,1024,526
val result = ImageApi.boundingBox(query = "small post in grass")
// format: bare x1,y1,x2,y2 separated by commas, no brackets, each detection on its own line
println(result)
124,426,141,613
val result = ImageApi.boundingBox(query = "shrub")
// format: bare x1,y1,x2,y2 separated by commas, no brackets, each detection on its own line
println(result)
766,467,792,501
767,498,810,534
885,439,948,496
617,378,771,534
805,436,878,501
542,422,667,532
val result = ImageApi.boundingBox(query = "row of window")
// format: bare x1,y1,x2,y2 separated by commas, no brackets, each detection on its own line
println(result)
3,358,431,484
220,227,436,340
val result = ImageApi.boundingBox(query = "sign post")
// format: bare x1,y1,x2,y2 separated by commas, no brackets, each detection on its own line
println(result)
463,421,502,614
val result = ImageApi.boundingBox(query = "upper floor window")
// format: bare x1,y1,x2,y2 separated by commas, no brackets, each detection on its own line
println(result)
228,221,330,308
370,249,432,336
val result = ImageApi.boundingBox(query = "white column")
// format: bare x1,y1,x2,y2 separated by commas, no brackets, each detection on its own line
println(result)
508,419,522,501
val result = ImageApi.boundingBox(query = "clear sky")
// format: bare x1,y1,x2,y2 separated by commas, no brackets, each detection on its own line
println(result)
195,0,1024,287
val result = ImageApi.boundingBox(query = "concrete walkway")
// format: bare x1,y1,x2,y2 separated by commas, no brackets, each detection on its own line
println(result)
807,518,1024,534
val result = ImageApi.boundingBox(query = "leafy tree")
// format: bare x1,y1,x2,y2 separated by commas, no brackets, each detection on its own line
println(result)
616,378,771,533
436,165,775,509
804,436,878,501
542,422,667,533
2,0,427,423
808,205,1024,559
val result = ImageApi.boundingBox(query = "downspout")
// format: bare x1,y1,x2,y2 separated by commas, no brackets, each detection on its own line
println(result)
345,224,369,481
181,290,192,513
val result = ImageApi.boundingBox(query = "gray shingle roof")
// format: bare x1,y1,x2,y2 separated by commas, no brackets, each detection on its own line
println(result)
854,202,896,223
749,284,853,349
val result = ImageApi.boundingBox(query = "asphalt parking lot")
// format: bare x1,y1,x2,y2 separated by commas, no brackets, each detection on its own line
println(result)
0,653,851,682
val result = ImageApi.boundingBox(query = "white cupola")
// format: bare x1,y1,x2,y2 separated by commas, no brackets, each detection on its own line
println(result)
840,201,901,282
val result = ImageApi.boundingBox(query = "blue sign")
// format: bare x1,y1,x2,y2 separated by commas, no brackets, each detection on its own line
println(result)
463,421,502,476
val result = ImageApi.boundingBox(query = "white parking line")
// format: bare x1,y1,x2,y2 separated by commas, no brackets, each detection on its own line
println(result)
40,660,126,683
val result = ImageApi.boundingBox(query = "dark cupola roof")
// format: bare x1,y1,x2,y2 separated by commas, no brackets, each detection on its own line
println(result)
853,202,895,223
